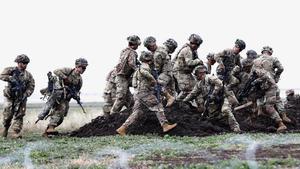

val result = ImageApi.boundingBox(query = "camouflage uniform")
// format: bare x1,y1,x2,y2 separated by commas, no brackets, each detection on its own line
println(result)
46,67,83,127
173,43,203,100
214,48,242,91
102,69,117,115
117,51,176,135
0,62,35,137
110,47,139,114
251,58,287,131
154,45,176,95
183,74,240,132
285,89,300,110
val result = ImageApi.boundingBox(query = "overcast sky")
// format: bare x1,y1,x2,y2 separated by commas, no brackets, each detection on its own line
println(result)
0,0,299,102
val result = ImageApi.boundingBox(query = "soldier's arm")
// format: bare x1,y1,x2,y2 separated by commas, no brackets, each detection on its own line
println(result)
183,82,201,102
210,76,223,96
154,51,164,71
273,58,284,80
53,68,71,80
214,50,226,66
182,49,203,66
0,67,14,82
25,72,35,97
140,66,156,82
236,54,242,68
127,51,138,70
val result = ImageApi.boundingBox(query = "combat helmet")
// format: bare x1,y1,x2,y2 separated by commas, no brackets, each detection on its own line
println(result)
163,38,178,53
15,54,30,64
139,51,153,62
143,36,156,48
235,39,246,51
261,46,273,55
189,34,203,46
127,35,141,45
75,58,88,67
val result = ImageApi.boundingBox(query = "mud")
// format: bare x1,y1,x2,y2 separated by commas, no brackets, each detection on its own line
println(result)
71,101,300,137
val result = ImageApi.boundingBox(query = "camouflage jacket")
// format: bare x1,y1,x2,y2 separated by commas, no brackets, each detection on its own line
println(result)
214,49,242,72
0,66,35,98
115,47,138,78
252,54,283,81
53,67,82,92
132,63,156,92
183,75,223,102
153,46,172,75
173,44,203,73
285,94,300,109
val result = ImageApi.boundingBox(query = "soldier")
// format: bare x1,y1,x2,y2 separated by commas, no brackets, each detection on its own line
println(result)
102,68,117,116
173,34,204,101
205,53,216,74
110,35,141,114
183,65,241,132
285,89,300,110
144,37,178,106
116,51,177,136
0,54,35,138
251,57,287,132
256,46,291,123
39,58,88,137
214,39,245,91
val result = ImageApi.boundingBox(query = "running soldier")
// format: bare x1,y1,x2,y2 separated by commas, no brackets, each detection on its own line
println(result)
116,51,177,135
110,35,141,114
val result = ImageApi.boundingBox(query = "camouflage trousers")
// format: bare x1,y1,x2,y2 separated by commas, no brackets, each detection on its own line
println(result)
122,91,168,128
111,75,133,114
256,85,282,122
173,71,196,101
102,80,116,114
2,97,27,133
158,72,176,96
207,98,240,131
275,87,285,115
48,99,70,127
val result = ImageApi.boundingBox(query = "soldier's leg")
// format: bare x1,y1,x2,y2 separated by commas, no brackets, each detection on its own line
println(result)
221,98,240,132
158,73,175,107
265,86,287,132
2,98,14,137
175,73,195,101
102,81,116,115
152,102,177,132
111,75,129,114
275,88,291,123
117,100,144,135
11,101,27,138
45,100,69,135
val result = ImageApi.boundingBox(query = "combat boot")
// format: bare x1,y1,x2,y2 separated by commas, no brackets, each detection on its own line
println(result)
46,125,58,135
232,126,241,133
1,127,9,137
116,126,127,136
11,131,22,139
164,91,175,107
162,123,177,132
277,121,287,133
281,112,292,123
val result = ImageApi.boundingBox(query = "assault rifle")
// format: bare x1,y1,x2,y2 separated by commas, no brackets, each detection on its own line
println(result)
237,71,259,101
66,85,87,114
152,68,162,102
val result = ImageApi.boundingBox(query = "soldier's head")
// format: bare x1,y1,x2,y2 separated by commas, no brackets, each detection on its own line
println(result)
242,58,253,73
15,54,30,70
246,50,258,60
163,38,178,54
188,34,203,50
261,46,273,56
139,51,154,64
206,53,216,65
127,35,141,50
75,58,88,74
143,36,157,52
233,39,246,54
193,65,207,80
286,89,295,97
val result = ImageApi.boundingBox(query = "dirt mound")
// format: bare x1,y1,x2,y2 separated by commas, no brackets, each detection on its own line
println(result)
71,102,300,137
